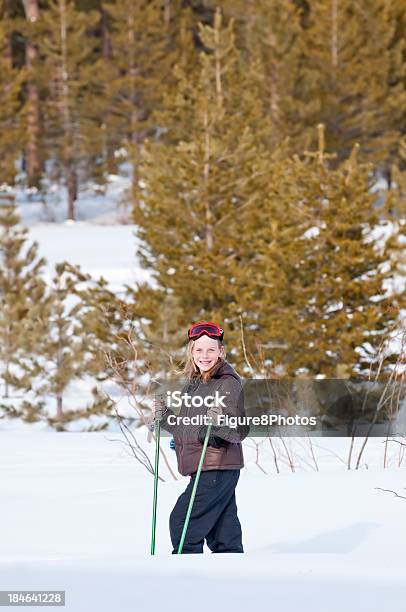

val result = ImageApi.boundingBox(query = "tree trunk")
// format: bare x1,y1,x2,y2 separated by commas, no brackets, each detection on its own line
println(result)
66,164,77,221
330,0,338,69
58,0,77,220
100,6,111,59
128,8,142,214
22,0,42,187
100,7,118,173
56,393,64,431
203,109,213,252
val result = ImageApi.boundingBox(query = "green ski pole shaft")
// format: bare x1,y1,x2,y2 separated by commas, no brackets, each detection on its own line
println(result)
150,418,161,555
177,423,212,554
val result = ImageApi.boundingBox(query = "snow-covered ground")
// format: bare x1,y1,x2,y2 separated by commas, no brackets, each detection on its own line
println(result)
12,173,153,293
29,223,151,292
15,170,133,226
1,431,406,612
1,174,406,611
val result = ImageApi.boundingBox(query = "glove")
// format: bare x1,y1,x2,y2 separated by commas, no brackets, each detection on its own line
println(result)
198,426,230,449
152,398,167,421
206,405,222,426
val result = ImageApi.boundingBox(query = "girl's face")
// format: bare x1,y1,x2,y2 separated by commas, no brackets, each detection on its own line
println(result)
192,335,223,372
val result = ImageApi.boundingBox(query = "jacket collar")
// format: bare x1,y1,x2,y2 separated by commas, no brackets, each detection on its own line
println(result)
210,359,240,381
190,359,240,383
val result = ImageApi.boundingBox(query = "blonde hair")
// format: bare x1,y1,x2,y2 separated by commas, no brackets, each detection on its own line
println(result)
181,338,226,382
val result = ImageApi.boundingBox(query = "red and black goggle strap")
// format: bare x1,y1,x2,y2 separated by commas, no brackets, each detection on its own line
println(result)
188,322,224,342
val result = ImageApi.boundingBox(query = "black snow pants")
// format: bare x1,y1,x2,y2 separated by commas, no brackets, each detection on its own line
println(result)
169,469,243,554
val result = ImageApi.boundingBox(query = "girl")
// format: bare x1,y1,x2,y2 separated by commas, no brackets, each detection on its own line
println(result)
152,321,248,554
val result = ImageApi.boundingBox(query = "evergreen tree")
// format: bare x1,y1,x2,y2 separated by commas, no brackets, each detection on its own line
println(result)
297,0,406,171
21,0,43,187
125,290,186,376
0,195,47,397
101,0,177,199
206,0,310,153
32,262,116,430
0,15,27,184
70,264,129,376
239,126,398,377
30,0,102,219
133,9,270,348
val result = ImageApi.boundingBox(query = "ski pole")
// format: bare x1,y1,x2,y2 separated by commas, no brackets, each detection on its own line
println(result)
150,416,161,555
177,423,212,554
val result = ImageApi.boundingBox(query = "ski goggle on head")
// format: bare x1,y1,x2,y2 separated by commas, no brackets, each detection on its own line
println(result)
188,321,224,342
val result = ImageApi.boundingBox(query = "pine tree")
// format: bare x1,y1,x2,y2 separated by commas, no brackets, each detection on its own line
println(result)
29,263,103,429
132,8,271,359
206,0,310,153
0,195,47,397
21,0,43,187
30,261,128,430
128,291,186,376
101,0,177,199
0,15,27,184
238,126,398,377
297,0,406,170
30,0,102,219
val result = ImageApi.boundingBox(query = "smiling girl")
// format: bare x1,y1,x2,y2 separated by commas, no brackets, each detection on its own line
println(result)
152,321,248,554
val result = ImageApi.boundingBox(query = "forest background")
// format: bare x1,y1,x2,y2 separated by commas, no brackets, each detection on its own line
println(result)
0,0,405,430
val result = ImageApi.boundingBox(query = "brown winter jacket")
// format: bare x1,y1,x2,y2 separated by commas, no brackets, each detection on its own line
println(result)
160,360,249,476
